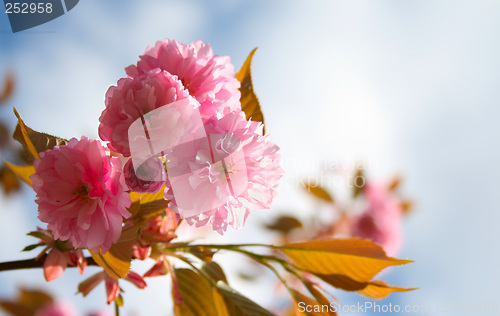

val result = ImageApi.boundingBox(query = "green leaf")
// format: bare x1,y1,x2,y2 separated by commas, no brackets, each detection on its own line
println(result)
215,281,275,316
13,108,68,162
174,268,219,316
90,226,139,279
27,231,52,243
3,161,35,186
302,182,334,203
22,243,45,252
280,238,412,283
235,48,265,133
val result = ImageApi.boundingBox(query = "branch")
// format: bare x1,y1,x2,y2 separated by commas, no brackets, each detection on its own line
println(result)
0,255,98,272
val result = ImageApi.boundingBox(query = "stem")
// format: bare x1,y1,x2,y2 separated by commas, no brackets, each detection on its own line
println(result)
0,256,98,272
114,301,120,316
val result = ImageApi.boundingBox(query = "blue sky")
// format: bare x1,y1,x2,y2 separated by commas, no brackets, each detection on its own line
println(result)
1,1,500,315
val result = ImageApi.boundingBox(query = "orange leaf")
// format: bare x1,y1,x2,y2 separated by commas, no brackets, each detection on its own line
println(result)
90,226,139,279
357,280,416,300
213,287,230,316
13,108,39,160
0,72,14,104
302,182,334,203
173,268,218,316
131,185,169,219
12,108,68,163
314,273,415,299
291,290,336,316
4,160,35,186
0,165,21,194
235,48,265,133
280,238,412,283
215,281,275,316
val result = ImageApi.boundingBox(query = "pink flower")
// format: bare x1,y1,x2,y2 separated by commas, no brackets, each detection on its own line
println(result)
35,301,76,316
99,69,192,157
31,137,132,253
350,183,403,256
126,39,241,119
164,110,283,233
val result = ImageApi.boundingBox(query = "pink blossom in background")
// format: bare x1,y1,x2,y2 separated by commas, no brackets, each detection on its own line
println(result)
31,137,132,253
87,312,112,316
35,301,76,316
99,69,192,157
164,110,283,234
350,183,403,256
126,39,241,119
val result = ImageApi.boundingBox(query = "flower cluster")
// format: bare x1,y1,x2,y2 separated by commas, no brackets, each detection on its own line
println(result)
30,39,282,257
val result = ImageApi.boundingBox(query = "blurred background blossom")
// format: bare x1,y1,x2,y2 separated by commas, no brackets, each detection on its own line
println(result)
1,0,500,315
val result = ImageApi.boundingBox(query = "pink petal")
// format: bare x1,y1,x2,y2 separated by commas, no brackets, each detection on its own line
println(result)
43,250,68,282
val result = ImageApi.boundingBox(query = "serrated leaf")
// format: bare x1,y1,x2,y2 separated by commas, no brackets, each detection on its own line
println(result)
174,268,218,316
291,289,336,316
0,72,14,104
265,215,302,234
280,238,412,283
3,161,35,187
216,281,275,316
235,48,265,133
302,182,334,203
90,227,139,279
13,108,68,162
356,280,416,300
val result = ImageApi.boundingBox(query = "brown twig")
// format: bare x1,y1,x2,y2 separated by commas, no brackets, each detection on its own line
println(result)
0,255,98,272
